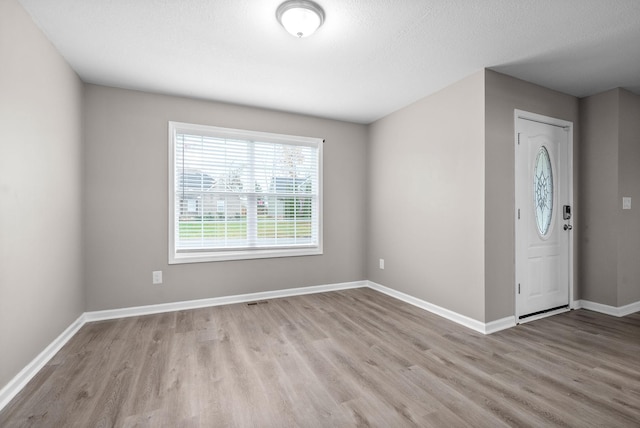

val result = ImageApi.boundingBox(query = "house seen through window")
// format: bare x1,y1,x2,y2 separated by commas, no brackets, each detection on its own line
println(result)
169,122,323,263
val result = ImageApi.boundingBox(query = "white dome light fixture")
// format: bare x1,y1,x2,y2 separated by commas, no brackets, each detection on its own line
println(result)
276,0,325,38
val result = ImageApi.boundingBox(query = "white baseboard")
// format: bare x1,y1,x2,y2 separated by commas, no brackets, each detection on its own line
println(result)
0,314,86,412
85,280,367,322
485,315,517,334
579,299,640,317
366,281,516,334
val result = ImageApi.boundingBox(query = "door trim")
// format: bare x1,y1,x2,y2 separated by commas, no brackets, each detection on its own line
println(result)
514,110,574,321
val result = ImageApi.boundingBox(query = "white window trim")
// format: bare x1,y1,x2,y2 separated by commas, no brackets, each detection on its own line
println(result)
168,121,323,264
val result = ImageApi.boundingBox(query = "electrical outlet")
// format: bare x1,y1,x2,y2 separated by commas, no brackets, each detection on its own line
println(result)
623,197,631,210
379,259,385,269
152,271,163,284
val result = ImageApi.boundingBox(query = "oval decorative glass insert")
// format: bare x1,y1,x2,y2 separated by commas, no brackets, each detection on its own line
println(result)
533,146,553,235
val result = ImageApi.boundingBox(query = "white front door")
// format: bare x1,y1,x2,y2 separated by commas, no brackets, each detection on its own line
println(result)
515,112,573,320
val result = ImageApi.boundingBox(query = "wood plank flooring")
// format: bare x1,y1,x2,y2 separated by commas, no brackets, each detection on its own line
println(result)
1,288,639,427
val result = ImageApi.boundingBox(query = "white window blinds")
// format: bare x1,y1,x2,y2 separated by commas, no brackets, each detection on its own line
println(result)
169,122,323,263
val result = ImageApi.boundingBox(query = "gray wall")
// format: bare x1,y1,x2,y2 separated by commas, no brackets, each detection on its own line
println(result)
366,71,486,322
366,70,581,324
580,88,640,307
83,85,367,311
484,70,580,322
0,0,84,388
618,90,640,306
579,90,619,305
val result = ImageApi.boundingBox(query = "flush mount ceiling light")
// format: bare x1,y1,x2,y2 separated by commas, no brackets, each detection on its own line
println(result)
276,0,325,38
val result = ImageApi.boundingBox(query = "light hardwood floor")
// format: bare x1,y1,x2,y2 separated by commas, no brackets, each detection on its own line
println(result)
1,288,639,427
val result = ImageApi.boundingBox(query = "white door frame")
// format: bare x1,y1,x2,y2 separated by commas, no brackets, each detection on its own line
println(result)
514,110,574,322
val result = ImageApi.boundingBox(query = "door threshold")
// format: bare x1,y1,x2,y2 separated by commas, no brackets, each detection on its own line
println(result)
517,305,570,324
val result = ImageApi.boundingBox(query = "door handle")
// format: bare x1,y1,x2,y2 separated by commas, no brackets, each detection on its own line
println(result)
563,224,573,231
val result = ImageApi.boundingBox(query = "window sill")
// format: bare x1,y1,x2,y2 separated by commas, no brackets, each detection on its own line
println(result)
169,247,323,264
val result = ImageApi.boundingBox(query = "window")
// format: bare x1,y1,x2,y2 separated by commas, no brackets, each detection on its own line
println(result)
169,122,323,263
533,146,553,236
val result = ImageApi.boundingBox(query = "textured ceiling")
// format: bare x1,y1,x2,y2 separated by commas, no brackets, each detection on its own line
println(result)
17,0,640,124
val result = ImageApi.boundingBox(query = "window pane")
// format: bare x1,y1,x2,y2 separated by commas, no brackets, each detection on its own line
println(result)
533,146,553,235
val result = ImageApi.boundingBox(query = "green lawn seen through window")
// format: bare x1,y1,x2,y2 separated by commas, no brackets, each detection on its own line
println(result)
179,221,312,239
